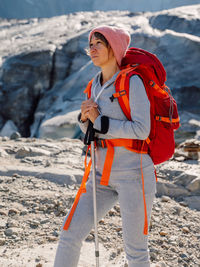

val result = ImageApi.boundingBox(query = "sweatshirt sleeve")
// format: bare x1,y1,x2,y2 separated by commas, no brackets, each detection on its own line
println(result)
93,75,151,140
77,113,89,134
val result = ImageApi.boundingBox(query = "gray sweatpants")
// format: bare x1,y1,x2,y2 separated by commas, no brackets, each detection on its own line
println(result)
54,164,156,267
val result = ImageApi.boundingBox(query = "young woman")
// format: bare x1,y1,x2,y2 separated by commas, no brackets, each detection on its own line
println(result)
54,25,156,267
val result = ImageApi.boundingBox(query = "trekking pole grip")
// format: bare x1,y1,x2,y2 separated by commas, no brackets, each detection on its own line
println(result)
84,120,95,145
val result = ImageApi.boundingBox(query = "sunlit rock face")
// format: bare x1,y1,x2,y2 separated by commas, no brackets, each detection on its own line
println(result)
0,5,200,139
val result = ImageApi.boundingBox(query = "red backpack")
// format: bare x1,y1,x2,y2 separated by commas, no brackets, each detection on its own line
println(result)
113,47,180,164
84,47,180,165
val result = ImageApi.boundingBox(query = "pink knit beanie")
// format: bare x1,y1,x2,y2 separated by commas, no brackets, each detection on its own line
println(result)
89,25,131,66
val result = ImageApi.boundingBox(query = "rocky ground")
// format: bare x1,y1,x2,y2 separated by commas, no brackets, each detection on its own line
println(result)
0,136,200,267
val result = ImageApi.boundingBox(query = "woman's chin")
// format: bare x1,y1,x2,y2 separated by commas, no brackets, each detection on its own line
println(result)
92,61,101,67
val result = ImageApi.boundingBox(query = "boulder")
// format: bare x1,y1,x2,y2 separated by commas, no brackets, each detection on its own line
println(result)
0,120,19,138
10,132,21,140
174,111,200,144
16,146,51,158
0,6,199,138
173,172,198,187
149,6,200,37
31,60,98,138
186,178,200,193
196,130,200,140
178,138,200,160
39,110,81,139
53,33,90,85
183,196,200,210
0,50,54,136
31,6,200,138
156,181,190,197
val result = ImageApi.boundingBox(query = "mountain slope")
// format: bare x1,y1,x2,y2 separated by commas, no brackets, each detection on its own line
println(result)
0,0,199,19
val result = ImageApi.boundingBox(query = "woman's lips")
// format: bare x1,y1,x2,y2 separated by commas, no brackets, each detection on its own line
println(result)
91,55,98,59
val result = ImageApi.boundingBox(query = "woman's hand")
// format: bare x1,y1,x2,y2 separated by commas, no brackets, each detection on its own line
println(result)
87,105,100,124
81,99,100,123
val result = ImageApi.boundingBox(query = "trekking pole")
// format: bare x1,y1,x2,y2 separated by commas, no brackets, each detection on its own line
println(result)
84,121,100,267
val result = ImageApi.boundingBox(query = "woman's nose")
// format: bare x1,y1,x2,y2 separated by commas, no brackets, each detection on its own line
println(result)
90,45,97,52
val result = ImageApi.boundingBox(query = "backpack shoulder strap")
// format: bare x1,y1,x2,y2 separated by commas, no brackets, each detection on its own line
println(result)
114,67,140,120
114,65,170,121
84,79,93,99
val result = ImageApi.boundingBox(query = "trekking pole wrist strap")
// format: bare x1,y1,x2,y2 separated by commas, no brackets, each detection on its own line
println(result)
94,115,109,135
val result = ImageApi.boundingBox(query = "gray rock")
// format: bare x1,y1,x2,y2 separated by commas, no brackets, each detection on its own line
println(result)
16,146,51,158
2,136,9,141
161,196,171,202
40,219,50,225
8,208,20,215
156,181,190,197
174,172,198,187
174,112,200,145
177,138,200,160
20,209,28,216
33,60,98,138
4,228,14,236
195,129,200,140
0,6,199,138
0,218,7,229
10,131,21,140
183,196,200,210
1,50,54,136
39,110,80,139
156,261,167,267
29,220,40,228
0,148,8,157
186,178,200,193
53,33,90,85
0,115,4,130
0,209,7,216
0,238,5,246
0,120,19,138
150,8,200,37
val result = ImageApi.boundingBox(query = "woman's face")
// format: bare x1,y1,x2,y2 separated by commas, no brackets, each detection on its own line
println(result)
89,34,114,68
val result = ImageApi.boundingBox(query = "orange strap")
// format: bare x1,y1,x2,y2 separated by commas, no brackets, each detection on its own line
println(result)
114,69,133,120
155,115,180,123
120,73,131,117
100,139,148,186
84,79,93,98
63,138,149,232
140,141,148,235
100,140,115,186
149,80,168,97
63,146,92,230
154,167,158,182
102,139,149,235
112,90,127,98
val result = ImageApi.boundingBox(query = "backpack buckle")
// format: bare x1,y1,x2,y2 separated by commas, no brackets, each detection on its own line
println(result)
131,63,139,68
110,95,115,102
149,80,155,87
96,139,107,148
119,90,126,96
110,90,126,102
156,116,162,121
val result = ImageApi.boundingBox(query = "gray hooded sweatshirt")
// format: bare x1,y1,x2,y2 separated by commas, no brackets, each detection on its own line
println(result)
78,71,153,176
